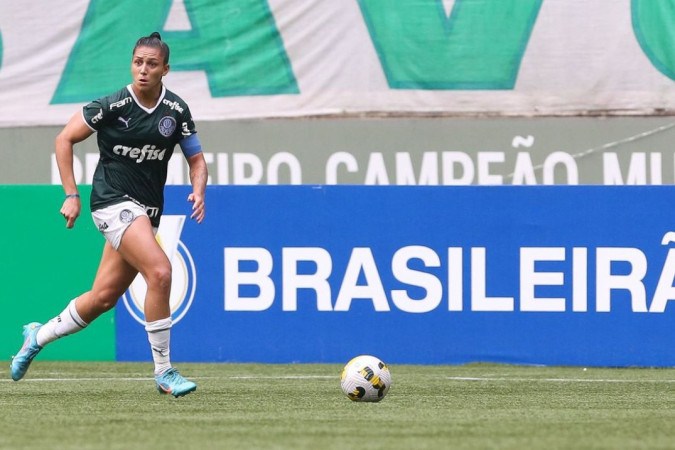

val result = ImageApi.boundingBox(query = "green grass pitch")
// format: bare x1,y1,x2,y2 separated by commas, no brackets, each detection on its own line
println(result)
2,361,675,449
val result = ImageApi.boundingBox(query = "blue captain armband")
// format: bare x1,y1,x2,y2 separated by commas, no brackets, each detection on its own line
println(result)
179,134,202,157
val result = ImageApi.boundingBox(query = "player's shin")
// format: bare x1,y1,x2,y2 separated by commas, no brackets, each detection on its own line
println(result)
36,298,88,347
146,317,172,375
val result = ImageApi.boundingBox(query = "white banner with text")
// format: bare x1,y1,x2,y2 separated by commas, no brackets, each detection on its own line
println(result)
0,0,673,126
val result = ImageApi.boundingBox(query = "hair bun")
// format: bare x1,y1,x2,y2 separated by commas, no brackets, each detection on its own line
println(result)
150,31,162,40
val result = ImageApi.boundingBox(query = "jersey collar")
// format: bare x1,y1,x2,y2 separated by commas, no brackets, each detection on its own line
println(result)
126,84,166,114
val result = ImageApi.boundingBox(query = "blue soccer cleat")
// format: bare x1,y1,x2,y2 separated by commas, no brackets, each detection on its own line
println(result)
155,368,197,398
10,322,43,381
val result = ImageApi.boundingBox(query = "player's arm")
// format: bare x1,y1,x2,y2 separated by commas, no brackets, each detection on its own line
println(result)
55,112,94,228
178,108,207,223
186,152,207,223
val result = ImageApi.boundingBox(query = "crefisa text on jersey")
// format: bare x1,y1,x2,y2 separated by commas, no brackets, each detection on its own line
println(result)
223,240,675,314
113,144,167,163
162,99,184,113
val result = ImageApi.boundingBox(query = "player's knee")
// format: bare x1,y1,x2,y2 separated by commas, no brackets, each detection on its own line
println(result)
91,291,120,312
146,263,172,291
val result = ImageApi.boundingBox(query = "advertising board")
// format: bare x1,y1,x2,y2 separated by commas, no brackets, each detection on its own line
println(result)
114,185,675,366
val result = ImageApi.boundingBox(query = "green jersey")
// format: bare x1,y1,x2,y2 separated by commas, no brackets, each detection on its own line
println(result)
82,85,198,227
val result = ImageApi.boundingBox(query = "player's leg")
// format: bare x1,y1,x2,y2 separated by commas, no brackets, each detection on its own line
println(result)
10,242,137,381
75,242,139,323
117,215,196,397
36,241,138,344
116,215,172,322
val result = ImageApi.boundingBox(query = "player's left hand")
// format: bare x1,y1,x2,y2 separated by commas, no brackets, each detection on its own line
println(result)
187,192,205,223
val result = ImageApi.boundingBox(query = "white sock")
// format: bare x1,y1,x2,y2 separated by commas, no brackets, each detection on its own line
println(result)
36,299,88,347
145,318,172,375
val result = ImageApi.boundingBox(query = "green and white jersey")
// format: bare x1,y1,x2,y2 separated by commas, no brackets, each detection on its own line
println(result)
82,84,197,227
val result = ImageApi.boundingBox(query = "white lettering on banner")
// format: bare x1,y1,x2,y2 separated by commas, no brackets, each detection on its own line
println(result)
477,152,505,185
326,152,358,184
222,240,675,313
52,153,213,185
512,152,536,184
234,153,264,184
327,151,582,185
572,248,588,312
267,153,302,184
542,152,579,185
396,153,439,185
364,153,388,185
391,246,443,313
448,247,463,311
596,248,648,313
520,247,566,312
49,149,672,185
442,152,474,185
282,247,333,311
652,248,675,312
224,248,275,311
334,248,390,312
470,247,514,311
603,152,663,185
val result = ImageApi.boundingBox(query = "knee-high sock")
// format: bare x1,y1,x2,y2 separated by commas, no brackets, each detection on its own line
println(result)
36,299,88,347
146,317,172,375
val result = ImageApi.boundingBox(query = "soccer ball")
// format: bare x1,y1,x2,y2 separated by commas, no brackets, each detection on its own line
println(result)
340,355,392,402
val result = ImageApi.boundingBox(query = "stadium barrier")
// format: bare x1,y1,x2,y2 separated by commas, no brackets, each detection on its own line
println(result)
3,185,675,367
0,185,114,361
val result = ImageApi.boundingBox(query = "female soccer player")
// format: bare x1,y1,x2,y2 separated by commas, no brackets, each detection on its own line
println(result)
10,32,207,398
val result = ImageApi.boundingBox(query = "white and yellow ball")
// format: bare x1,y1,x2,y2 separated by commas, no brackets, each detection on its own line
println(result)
340,355,392,402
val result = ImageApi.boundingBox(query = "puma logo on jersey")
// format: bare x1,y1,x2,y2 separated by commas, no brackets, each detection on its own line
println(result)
117,117,131,128
112,144,167,163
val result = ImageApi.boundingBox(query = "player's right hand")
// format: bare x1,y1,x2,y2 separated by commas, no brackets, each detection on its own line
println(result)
61,197,81,228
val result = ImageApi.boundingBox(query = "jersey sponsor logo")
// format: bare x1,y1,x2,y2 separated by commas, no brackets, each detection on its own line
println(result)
158,116,176,137
117,116,131,128
122,215,196,325
112,144,167,163
161,99,184,113
145,206,160,218
110,97,132,110
91,109,103,124
123,195,160,218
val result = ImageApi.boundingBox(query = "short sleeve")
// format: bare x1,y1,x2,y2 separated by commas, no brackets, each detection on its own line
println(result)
82,98,108,131
179,105,197,139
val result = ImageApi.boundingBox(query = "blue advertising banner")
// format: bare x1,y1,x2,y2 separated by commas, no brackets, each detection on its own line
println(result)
116,186,675,367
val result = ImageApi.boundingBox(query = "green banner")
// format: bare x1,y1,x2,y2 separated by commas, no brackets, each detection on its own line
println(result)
632,0,675,80
358,0,543,89
52,0,297,103
0,186,115,362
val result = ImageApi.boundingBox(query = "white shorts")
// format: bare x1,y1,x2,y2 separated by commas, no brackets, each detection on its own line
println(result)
91,201,155,250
